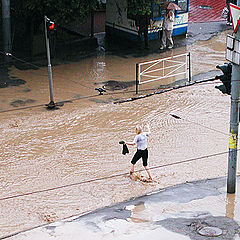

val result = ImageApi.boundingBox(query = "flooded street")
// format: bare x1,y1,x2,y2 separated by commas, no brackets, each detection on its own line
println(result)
1,29,240,238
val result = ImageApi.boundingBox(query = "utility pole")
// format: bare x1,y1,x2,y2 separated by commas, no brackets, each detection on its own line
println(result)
90,9,94,38
227,0,240,194
1,0,11,62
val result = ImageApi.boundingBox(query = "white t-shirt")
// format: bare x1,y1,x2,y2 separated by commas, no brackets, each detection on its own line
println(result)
163,12,174,30
133,132,150,150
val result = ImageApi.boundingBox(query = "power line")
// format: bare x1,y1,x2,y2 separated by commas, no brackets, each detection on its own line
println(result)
0,49,233,116
0,51,40,69
0,50,100,93
0,50,135,92
170,114,229,136
0,149,235,202
140,102,229,138
0,88,142,114
0,95,99,114
0,50,92,88
0,87,151,114
0,150,236,240
0,92,231,200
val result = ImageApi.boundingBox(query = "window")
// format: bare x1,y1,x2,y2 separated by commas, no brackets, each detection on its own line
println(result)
149,0,189,20
152,5,161,19
177,0,188,13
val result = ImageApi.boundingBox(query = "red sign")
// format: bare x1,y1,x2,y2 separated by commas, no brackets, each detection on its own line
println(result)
229,3,240,33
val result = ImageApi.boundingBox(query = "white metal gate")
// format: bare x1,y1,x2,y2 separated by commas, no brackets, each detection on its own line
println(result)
136,53,191,94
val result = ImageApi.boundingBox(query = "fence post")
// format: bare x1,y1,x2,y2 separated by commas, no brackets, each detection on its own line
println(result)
136,63,139,94
188,52,192,83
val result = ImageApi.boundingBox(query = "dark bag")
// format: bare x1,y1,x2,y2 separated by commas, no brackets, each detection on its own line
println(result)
122,144,129,155
119,141,129,155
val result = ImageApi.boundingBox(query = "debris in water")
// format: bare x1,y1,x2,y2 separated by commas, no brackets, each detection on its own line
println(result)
170,114,181,119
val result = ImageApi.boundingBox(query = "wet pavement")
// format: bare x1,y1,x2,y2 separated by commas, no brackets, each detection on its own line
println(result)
7,176,240,240
0,20,239,239
0,21,232,113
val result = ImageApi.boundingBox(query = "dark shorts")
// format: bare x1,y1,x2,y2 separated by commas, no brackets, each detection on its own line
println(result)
131,149,148,166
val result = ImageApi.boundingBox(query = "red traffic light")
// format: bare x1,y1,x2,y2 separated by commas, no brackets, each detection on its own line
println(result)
48,23,55,30
46,19,56,38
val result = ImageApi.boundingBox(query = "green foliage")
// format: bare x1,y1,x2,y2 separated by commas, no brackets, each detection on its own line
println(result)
11,0,99,24
127,0,152,16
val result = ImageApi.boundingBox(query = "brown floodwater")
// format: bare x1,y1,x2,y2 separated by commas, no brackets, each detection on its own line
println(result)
1,30,239,238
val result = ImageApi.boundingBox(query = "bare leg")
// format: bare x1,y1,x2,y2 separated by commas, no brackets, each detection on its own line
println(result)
130,164,135,174
144,166,152,180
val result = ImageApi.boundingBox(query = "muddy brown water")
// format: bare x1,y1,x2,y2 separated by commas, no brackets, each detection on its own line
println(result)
1,30,240,237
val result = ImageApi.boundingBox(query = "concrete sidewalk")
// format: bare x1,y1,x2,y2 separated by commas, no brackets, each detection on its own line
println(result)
8,176,240,240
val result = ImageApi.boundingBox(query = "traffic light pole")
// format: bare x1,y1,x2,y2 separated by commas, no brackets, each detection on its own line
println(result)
227,0,240,194
1,0,11,64
44,16,56,109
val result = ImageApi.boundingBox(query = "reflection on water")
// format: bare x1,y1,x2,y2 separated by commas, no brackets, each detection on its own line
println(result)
127,202,149,223
186,31,228,75
0,30,235,237
226,193,236,219
0,30,228,112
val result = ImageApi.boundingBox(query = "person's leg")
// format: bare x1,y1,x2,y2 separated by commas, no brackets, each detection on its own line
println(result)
144,28,149,48
130,150,141,174
138,28,144,48
166,30,173,48
142,149,152,180
144,166,152,180
137,29,142,48
130,164,134,174
160,29,167,49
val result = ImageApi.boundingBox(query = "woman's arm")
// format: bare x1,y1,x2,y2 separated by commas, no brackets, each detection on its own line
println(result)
145,124,151,135
169,11,174,22
125,141,136,146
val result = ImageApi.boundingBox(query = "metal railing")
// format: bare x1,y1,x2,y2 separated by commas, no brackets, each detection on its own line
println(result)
136,53,191,94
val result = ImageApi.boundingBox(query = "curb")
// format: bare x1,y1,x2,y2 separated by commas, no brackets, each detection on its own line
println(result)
113,78,216,104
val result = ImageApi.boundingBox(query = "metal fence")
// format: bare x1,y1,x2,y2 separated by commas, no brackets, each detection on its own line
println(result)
136,53,191,94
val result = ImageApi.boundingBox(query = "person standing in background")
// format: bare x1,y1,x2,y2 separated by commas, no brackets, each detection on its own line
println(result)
135,13,150,49
159,9,174,50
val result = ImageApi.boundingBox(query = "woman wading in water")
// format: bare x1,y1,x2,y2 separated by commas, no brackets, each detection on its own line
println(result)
124,124,152,181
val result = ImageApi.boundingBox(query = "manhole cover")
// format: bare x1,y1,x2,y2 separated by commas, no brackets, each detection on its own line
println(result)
198,5,212,9
198,227,223,237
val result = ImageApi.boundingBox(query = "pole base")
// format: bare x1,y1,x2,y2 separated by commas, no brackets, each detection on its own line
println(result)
45,101,65,110
46,100,56,109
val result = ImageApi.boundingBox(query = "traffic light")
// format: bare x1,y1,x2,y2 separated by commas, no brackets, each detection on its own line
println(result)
215,63,232,95
46,19,56,38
